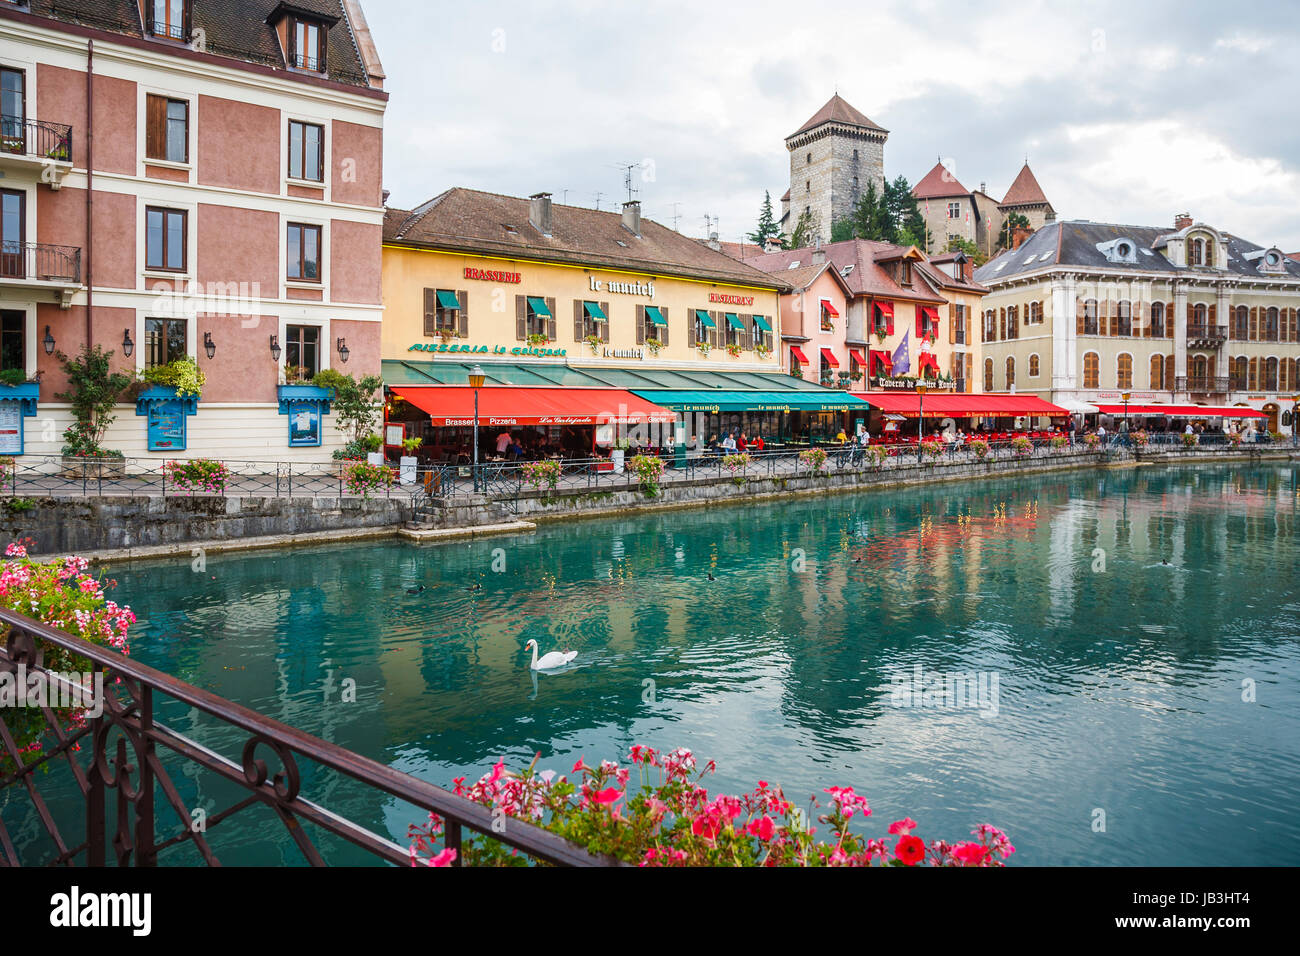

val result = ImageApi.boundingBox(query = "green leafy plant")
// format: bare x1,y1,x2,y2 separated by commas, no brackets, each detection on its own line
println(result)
401,437,423,454
799,447,827,473
790,367,804,380
1010,436,1032,456
584,334,601,354
54,345,133,458
526,333,550,346
721,452,752,484
644,338,664,357
162,458,231,496
630,453,665,497
969,439,990,459
142,356,206,397
343,460,395,497
0,368,29,387
755,343,771,360
521,459,562,495
2,497,35,514
0,456,13,484
283,363,311,383
695,340,712,357
1180,432,1198,448
313,369,384,445
1049,435,1067,450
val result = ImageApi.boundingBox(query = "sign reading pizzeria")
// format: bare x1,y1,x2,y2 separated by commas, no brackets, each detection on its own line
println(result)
709,293,755,306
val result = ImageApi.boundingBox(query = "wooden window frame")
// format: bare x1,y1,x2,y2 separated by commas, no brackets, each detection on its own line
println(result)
285,323,321,377
286,222,322,282
287,120,324,182
146,94,189,163
145,206,187,272
144,316,187,369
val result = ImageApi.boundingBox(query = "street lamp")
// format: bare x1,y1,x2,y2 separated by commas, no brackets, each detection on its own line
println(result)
203,331,216,359
337,337,350,364
1121,391,1131,436
915,381,927,461
122,328,134,358
269,334,281,362
468,364,486,491
42,326,55,355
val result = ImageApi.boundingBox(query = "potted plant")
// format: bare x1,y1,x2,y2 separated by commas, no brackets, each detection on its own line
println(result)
1010,436,1032,457
920,440,944,464
1130,430,1149,449
54,346,132,478
438,327,458,344
362,432,385,465
755,343,771,360
874,325,888,344
695,340,711,357
790,366,804,380
162,457,231,496
970,438,990,459
611,438,629,474
584,333,601,354
314,370,385,462
645,338,664,357
1180,432,1198,448
283,363,311,384
726,343,743,358
343,460,396,498
629,453,665,497
799,447,828,474
1049,435,1067,451
526,332,550,347
521,459,563,497
721,452,752,484
399,437,423,484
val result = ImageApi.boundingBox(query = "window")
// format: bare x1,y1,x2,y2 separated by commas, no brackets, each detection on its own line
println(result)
150,0,187,40
752,316,772,351
1,190,25,277
1028,353,1040,377
1117,353,1133,389
692,310,714,344
1191,303,1208,336
1230,356,1248,391
145,207,186,271
0,310,23,372
287,222,321,281
146,94,188,163
1083,351,1099,389
292,18,324,71
1083,299,1098,335
723,314,743,348
1151,302,1165,338
1233,305,1249,340
806,152,811,165
526,298,549,337
1006,305,1018,340
954,304,966,344
983,309,997,341
1150,354,1164,389
948,202,961,219
820,300,835,332
1117,300,1132,337
423,289,461,334
285,324,320,376
1265,307,1279,342
1,68,24,149
1264,357,1279,391
1005,357,1015,388
288,121,324,182
1190,237,1203,266
144,317,186,368
983,357,994,392
805,180,810,193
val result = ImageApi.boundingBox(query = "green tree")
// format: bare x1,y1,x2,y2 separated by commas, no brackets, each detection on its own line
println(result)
830,217,856,243
747,190,782,246
788,207,820,250
883,176,926,248
54,345,134,456
313,369,385,444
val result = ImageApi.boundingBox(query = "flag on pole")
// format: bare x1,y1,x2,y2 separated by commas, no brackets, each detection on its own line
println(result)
891,330,911,377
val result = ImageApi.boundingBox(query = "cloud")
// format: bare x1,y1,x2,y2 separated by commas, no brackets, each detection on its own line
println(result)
365,0,1300,248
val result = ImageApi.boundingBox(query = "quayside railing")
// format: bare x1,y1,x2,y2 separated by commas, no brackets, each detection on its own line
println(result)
0,606,621,867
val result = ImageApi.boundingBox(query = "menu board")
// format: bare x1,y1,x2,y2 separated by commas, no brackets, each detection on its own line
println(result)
0,400,21,455
147,399,187,451
288,400,322,447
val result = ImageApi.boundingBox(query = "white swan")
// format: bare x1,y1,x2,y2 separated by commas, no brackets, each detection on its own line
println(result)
525,639,577,670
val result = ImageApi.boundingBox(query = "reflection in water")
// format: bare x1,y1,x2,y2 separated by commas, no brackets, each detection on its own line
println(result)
9,464,1299,866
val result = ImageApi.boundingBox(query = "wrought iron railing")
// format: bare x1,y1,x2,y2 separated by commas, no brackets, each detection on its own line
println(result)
0,242,81,283
0,606,619,866
0,116,73,163
1187,324,1228,346
1175,376,1231,393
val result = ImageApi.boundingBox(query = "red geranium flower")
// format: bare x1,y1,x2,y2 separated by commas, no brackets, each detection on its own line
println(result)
894,834,926,866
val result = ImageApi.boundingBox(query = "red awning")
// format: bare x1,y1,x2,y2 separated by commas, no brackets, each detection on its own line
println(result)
875,302,895,318
921,306,939,321
869,349,892,374
918,352,941,372
1094,403,1267,418
790,345,810,364
820,348,840,367
390,386,675,427
822,301,840,318
849,348,867,366
857,392,1069,418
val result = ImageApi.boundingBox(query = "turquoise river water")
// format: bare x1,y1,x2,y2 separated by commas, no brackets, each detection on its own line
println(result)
11,463,1300,865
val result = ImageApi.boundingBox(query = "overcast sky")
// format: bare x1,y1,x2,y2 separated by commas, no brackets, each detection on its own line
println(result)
366,0,1300,251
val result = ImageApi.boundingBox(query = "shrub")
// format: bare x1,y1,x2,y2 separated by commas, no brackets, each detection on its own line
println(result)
721,452,752,484
1130,430,1149,448
313,370,384,445
1180,432,1198,447
162,458,230,496
521,459,562,494
142,356,206,397
1083,433,1101,448
407,747,1015,868
0,543,136,776
54,345,133,458
630,454,665,497
343,461,395,497
799,447,827,473
1010,436,1032,456
920,440,944,460
0,368,29,387
969,439,990,459
1049,435,1067,450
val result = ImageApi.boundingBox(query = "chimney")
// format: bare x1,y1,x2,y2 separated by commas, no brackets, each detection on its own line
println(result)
812,248,826,265
1011,225,1032,250
382,188,390,207
979,181,986,194
621,200,641,238
962,259,973,281
1174,212,1192,230
529,192,552,236
707,232,721,252
763,236,783,254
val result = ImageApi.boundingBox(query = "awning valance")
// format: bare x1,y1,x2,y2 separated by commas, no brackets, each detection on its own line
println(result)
631,389,870,413
695,309,717,328
584,301,607,320
435,290,461,310
820,348,840,368
753,316,773,333
858,393,1069,418
875,302,894,318
390,386,675,427
1094,403,1267,418
645,305,667,326
725,313,744,329
526,296,552,317
822,301,840,318
790,345,810,364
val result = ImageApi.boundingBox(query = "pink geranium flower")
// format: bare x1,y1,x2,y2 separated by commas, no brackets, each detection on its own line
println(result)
888,817,918,835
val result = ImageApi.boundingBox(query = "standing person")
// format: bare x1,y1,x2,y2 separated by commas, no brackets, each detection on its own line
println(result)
1068,416,1076,445
496,429,512,457
1097,423,1107,444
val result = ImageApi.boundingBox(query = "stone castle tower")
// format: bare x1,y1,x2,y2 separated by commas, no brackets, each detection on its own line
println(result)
781,94,888,244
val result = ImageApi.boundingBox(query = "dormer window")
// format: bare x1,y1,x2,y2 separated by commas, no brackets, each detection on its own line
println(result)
149,0,189,41
292,18,324,71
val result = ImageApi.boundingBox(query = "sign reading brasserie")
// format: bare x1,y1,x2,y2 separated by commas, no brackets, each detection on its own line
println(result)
464,266,522,283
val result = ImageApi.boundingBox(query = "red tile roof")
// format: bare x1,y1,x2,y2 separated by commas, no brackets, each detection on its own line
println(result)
744,240,944,304
912,161,970,199
789,94,887,138
1001,163,1050,207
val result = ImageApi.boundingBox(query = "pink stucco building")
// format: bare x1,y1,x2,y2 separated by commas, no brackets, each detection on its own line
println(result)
0,0,386,459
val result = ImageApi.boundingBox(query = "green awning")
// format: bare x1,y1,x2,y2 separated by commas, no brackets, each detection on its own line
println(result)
694,309,716,328
725,313,744,330
583,301,607,320
435,290,461,310
753,316,773,333
645,306,667,326
630,389,870,413
526,296,552,317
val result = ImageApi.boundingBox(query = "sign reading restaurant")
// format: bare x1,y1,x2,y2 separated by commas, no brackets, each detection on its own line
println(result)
708,292,755,306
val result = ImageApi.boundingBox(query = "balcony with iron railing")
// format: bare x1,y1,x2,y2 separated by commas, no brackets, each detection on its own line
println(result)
1176,376,1231,394
0,242,83,308
0,116,74,187
1187,324,1228,349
